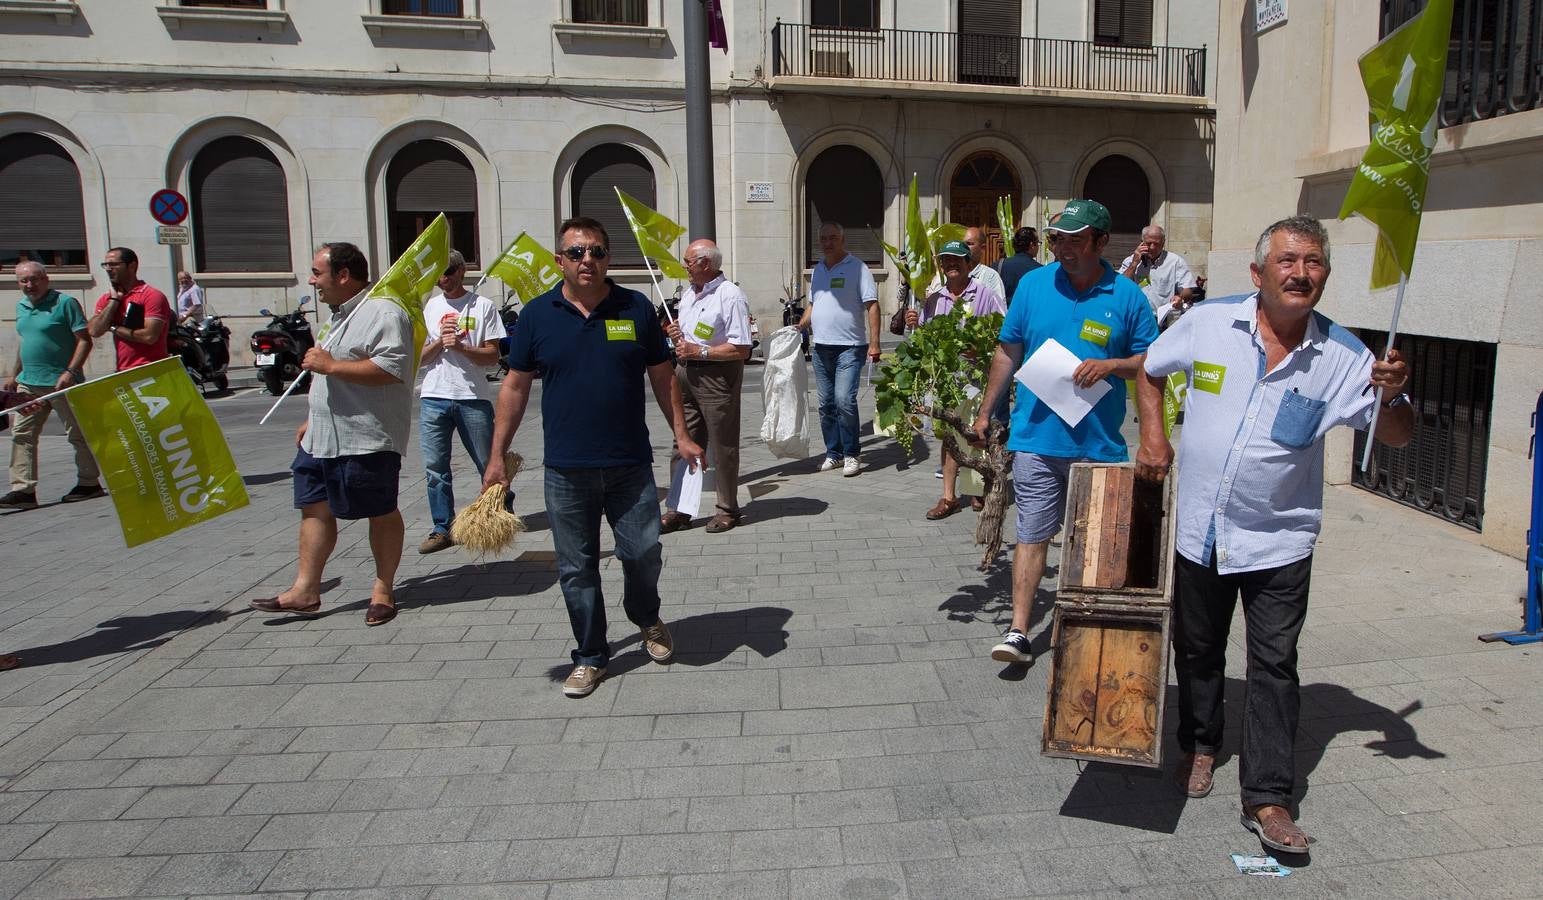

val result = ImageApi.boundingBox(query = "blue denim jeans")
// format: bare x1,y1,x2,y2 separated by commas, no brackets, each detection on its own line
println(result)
544,463,664,668
419,397,494,534
812,343,865,460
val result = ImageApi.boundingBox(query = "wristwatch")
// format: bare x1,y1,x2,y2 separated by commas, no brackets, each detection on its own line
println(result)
1382,392,1411,409
698,345,709,360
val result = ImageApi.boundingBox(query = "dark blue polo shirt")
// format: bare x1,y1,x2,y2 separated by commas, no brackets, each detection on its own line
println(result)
506,279,671,468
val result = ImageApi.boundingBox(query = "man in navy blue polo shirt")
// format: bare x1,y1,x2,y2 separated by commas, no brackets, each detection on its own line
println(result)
482,216,704,699
971,200,1158,665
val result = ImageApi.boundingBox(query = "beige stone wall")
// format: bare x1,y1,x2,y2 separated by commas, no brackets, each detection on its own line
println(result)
1208,0,1543,558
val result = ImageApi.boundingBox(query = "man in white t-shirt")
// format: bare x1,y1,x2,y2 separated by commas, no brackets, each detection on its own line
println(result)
796,222,879,477
416,249,507,554
1119,225,1198,317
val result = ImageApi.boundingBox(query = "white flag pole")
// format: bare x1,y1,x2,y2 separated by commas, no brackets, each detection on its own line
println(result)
258,296,366,425
1359,273,1408,473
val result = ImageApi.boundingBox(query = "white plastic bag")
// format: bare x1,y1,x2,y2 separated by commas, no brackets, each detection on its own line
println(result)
760,326,810,459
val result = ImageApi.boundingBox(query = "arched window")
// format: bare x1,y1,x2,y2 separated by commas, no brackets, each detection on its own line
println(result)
0,133,88,272
805,145,883,265
571,144,656,269
950,151,1020,266
1082,154,1150,266
388,140,478,268
191,136,291,273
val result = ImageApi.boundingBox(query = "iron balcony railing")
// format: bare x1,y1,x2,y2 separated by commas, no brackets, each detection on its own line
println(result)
771,22,1207,98
1382,0,1543,128
570,0,646,26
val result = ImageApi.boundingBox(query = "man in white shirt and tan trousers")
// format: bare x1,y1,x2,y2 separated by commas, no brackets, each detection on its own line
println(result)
661,239,752,534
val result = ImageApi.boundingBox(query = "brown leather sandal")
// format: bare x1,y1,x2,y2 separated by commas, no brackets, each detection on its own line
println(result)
1174,752,1215,798
1241,804,1310,853
925,498,961,520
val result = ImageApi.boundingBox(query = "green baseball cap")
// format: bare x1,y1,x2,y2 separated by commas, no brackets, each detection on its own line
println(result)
937,239,970,257
1046,199,1111,235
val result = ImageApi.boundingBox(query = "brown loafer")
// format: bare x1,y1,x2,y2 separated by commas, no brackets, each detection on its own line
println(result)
1241,804,1311,853
0,655,19,671
1174,751,1215,798
364,603,397,627
925,498,961,520
249,597,322,617
660,511,692,534
704,512,741,534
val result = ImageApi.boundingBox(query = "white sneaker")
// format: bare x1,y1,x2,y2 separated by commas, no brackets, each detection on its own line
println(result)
843,457,861,477
819,457,842,473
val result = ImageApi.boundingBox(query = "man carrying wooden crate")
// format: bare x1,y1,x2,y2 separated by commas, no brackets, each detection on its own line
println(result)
972,200,1158,663
1134,216,1413,854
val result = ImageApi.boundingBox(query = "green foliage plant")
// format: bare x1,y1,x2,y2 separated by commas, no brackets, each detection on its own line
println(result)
874,305,1013,569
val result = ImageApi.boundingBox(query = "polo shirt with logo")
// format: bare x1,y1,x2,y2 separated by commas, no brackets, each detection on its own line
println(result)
998,260,1158,461
809,253,877,347
506,279,671,468
15,290,87,386
1144,293,1378,574
679,274,752,349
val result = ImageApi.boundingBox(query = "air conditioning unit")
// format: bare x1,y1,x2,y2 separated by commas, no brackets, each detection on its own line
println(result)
811,49,853,77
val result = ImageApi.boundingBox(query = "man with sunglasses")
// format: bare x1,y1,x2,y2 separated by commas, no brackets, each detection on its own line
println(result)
415,249,506,555
660,238,752,534
482,217,704,699
87,247,171,371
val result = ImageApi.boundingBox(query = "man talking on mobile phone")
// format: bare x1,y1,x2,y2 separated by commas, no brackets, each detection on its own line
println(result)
87,247,171,371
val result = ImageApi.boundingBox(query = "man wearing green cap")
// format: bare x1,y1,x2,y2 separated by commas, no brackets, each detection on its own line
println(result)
971,200,1159,664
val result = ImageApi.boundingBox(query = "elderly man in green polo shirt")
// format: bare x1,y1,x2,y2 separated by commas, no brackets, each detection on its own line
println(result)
1,261,103,510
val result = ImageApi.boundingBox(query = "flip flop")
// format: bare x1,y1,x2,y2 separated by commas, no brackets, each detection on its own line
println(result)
1241,805,1311,854
364,603,397,627
249,597,322,617
0,655,19,671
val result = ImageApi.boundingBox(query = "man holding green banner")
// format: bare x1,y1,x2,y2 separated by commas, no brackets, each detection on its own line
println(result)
251,241,418,627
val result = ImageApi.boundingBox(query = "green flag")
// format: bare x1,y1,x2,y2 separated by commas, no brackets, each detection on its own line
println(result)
1336,0,1454,289
487,232,561,302
879,174,936,299
367,212,449,371
67,358,249,547
996,195,1015,250
614,188,689,280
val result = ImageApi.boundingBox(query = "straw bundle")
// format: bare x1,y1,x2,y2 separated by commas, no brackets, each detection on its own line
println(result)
451,452,525,556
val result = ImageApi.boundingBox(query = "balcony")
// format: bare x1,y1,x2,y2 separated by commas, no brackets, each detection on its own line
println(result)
770,22,1208,108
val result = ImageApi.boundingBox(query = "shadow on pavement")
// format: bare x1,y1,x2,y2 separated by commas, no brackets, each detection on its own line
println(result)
545,605,793,681
397,551,561,611
939,559,1059,681
7,609,237,668
242,471,293,487
1056,677,1447,850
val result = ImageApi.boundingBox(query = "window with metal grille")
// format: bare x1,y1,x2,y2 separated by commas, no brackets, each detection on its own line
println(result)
1353,330,1494,531
1081,154,1150,267
388,140,478,268
384,0,464,15
0,133,88,273
1094,0,1153,47
191,136,291,273
571,144,655,269
811,0,878,30
805,146,885,266
1380,0,1542,126
571,0,645,25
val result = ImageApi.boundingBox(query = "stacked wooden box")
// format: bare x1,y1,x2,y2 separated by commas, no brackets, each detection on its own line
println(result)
1041,463,1176,768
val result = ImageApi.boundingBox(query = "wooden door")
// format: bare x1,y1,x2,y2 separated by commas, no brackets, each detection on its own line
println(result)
949,152,1020,267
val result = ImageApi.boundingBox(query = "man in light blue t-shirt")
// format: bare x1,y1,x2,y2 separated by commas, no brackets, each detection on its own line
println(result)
971,200,1158,664
797,222,879,477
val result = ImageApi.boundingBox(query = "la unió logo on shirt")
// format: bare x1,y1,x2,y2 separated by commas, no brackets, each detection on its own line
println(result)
1193,361,1227,394
605,320,637,341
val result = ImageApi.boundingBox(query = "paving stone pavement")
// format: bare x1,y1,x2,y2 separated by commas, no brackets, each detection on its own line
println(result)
0,361,1538,898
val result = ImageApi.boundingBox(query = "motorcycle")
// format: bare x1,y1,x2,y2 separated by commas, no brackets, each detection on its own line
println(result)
780,294,810,360
251,296,316,397
168,315,232,394
485,293,522,383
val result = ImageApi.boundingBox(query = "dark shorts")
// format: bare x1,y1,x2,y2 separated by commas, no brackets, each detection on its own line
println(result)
292,448,401,520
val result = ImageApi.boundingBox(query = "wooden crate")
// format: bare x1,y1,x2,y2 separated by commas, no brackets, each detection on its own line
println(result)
1059,463,1175,602
1041,602,1170,767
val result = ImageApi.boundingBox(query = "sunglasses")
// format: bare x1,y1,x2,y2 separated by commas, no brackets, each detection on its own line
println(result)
561,245,608,261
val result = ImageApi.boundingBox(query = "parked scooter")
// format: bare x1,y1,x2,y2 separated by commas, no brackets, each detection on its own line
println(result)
251,296,316,396
168,315,233,394
485,292,522,383
780,294,810,360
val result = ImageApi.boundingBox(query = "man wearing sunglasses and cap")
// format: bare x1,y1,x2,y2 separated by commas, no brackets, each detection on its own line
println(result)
482,217,704,699
971,200,1159,664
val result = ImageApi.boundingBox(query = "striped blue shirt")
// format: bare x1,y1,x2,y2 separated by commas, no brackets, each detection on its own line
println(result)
1144,293,1378,574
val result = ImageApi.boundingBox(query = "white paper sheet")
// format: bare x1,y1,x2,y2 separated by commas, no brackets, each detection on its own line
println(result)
1013,338,1112,428
666,459,703,517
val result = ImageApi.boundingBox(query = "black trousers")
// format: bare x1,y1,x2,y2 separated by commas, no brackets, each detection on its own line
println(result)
1172,551,1313,809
